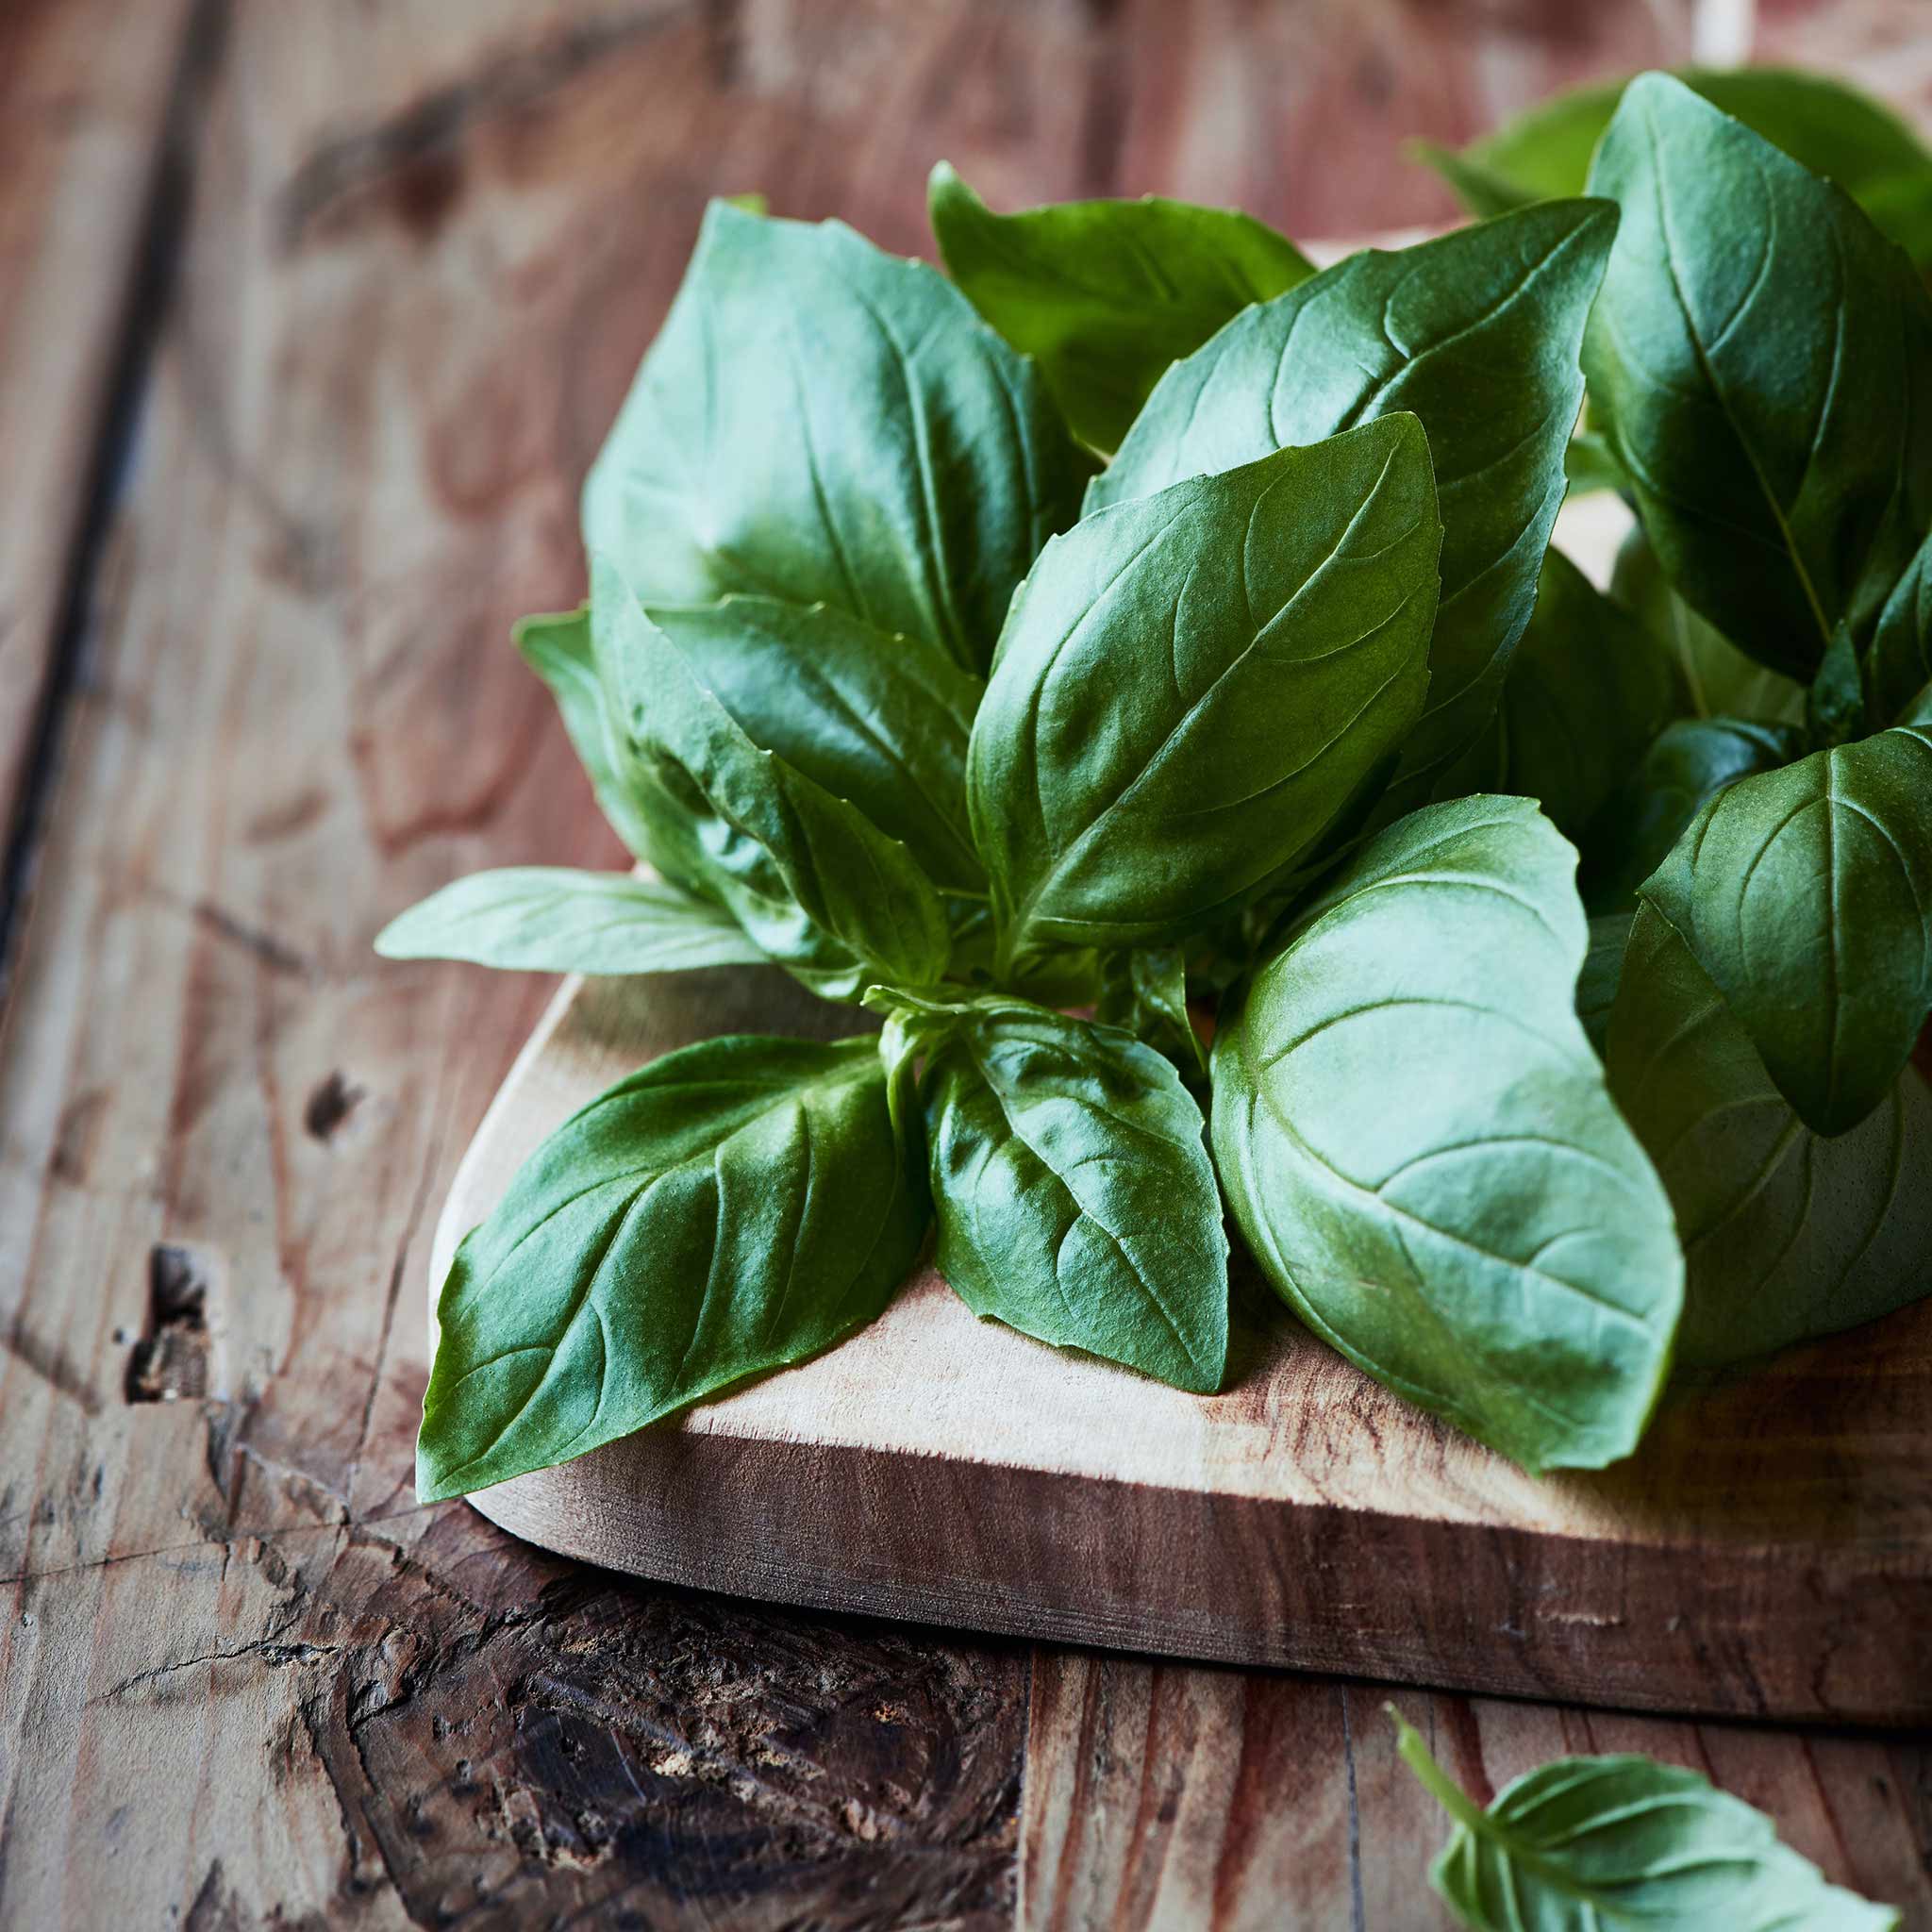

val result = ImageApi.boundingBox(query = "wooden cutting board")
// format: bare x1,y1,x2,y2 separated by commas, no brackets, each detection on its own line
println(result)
429,959,1932,1729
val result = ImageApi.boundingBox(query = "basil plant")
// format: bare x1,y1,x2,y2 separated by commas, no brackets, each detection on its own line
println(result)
383,71,1932,1503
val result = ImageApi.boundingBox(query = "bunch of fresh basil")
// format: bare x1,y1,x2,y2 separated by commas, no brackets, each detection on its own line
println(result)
382,68,1932,1505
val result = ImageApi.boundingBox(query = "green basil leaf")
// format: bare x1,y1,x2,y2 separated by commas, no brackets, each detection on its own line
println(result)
1640,724,1932,1136
418,1035,927,1500
1563,430,1628,499
595,560,952,1002
375,868,767,975
581,201,1083,678
1583,75,1932,682
927,162,1313,453
1422,64,1932,270
1486,545,1684,839
867,989,1228,1391
1095,947,1208,1085
1808,620,1869,747
969,419,1440,971
1861,526,1932,727
642,596,985,897
1212,795,1682,1474
1576,911,1632,1054
1577,715,1802,917
1607,905,1932,1368
1090,201,1616,808
1391,1707,1901,1932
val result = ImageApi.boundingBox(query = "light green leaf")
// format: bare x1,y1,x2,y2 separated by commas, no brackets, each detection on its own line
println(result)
1563,430,1628,499
1607,905,1932,1368
1212,795,1682,1474
595,559,952,1002
927,161,1313,453
418,1035,927,1501
642,596,986,897
867,989,1228,1391
1392,1707,1901,1931
1640,724,1932,1136
1090,201,1617,809
581,201,1083,677
1582,75,1932,682
969,419,1440,972
375,868,767,975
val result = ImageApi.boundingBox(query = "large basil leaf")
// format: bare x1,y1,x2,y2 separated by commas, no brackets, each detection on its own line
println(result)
1485,545,1683,839
375,868,767,975
969,420,1440,972
1392,1708,1901,1932
418,1035,927,1500
927,162,1313,453
868,989,1228,1391
1583,75,1932,682
1862,526,1932,726
1640,724,1932,1136
643,596,985,897
1091,202,1616,807
1577,716,1801,916
595,561,951,1002
1211,796,1682,1474
1420,64,1932,270
581,201,1084,677
1607,906,1932,1368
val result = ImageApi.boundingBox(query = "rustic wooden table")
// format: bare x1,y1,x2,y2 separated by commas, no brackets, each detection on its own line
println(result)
5,3,1930,1925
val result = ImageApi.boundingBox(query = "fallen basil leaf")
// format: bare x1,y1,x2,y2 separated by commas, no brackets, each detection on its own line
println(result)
418,1035,928,1500
927,161,1313,452
375,868,768,975
1091,201,1616,808
1640,724,1932,1136
1096,947,1208,1085
1583,75,1932,682
970,420,1440,971
581,200,1084,677
1391,1706,1901,1932
869,989,1228,1391
1212,795,1682,1474
1607,905,1932,1368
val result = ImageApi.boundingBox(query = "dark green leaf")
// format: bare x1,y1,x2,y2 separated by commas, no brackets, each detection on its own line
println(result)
375,868,767,975
1582,75,1932,682
595,560,952,1002
1095,947,1208,1084
1808,621,1869,746
418,1035,927,1500
927,161,1314,452
643,595,986,896
1577,715,1801,916
1640,724,1932,1135
1576,912,1632,1054
867,988,1228,1391
1091,201,1617,808
1391,1706,1901,1931
1861,525,1932,726
1607,905,1932,1368
581,201,1084,677
969,420,1440,971
1212,796,1682,1474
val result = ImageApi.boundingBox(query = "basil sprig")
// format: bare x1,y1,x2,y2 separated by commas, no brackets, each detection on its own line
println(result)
385,73,1932,1501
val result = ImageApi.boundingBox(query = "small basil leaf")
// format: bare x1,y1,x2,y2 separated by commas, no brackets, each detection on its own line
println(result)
1576,911,1632,1055
595,560,952,1002
1640,724,1932,1136
1608,525,1806,727
1212,795,1682,1474
871,990,1228,1391
1583,75,1932,682
375,868,767,975
1485,545,1684,839
1808,621,1869,747
1861,525,1932,727
1563,430,1628,499
1608,905,1932,1368
927,162,1314,453
1095,947,1208,1085
642,596,986,897
1391,1707,1901,1932
418,1035,928,1501
581,201,1083,677
1577,715,1802,916
969,419,1441,971
1091,201,1617,808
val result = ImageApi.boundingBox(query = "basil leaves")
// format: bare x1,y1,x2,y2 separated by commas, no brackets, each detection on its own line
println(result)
389,74,1932,1503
